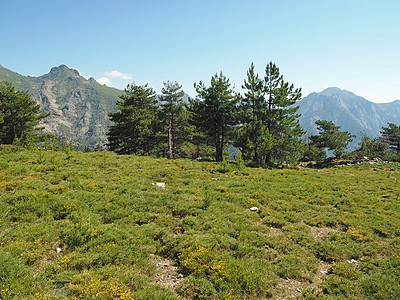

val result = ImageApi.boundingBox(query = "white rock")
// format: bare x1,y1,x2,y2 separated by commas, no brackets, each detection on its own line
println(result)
152,182,166,189
249,207,259,212
56,247,62,253
347,259,358,264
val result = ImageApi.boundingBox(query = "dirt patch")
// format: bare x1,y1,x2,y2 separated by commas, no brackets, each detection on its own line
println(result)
308,226,338,240
311,260,331,291
150,254,183,289
275,260,330,299
274,225,335,298
275,278,305,299
269,226,284,236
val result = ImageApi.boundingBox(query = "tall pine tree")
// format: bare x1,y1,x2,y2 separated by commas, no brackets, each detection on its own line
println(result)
236,62,305,166
159,81,185,159
235,63,272,165
264,62,305,165
189,72,238,162
107,83,160,155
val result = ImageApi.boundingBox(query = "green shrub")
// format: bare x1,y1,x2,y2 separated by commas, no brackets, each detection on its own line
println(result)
274,253,317,282
176,276,216,300
134,286,178,300
216,158,232,173
322,275,359,297
69,271,134,299
61,211,101,249
0,252,35,298
328,262,360,280
226,258,277,298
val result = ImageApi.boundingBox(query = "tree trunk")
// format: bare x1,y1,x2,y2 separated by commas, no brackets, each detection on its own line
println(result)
167,118,173,159
215,128,223,162
220,128,225,161
265,150,272,167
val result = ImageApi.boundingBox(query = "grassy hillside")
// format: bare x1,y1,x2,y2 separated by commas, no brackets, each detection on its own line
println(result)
0,146,399,299
0,65,33,91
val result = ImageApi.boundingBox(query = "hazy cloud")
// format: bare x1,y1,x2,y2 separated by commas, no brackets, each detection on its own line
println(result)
97,77,112,86
105,70,133,80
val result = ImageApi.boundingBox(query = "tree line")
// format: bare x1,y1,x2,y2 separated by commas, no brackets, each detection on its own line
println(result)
106,62,306,166
1,62,400,167
105,62,400,166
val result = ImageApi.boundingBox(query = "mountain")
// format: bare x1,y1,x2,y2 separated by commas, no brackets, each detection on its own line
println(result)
0,64,121,149
296,87,400,147
376,100,400,121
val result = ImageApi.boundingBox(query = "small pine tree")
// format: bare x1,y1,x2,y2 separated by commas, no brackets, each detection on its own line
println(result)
189,72,239,162
355,135,388,160
107,83,160,155
310,120,355,159
0,81,47,144
380,123,400,154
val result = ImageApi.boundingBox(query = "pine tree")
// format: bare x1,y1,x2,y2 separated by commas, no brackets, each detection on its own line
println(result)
107,83,160,155
0,81,47,144
189,72,239,162
235,63,272,164
241,63,265,123
355,135,388,160
159,81,185,159
380,122,400,153
263,62,305,165
236,62,305,166
310,120,354,158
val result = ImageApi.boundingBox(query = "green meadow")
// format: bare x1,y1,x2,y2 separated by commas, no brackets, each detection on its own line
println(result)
1,145,400,299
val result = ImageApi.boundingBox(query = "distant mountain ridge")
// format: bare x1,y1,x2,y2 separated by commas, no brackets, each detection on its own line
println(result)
296,87,400,146
0,64,121,148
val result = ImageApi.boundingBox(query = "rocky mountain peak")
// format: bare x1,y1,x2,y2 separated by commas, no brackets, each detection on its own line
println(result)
49,65,80,77
319,87,358,98
320,87,343,95
0,64,121,149
296,88,400,148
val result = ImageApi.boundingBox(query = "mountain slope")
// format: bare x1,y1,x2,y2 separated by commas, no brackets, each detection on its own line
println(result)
376,100,400,123
296,88,400,143
0,64,121,148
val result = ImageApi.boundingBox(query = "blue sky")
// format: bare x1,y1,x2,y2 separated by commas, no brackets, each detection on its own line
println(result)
1,0,399,102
